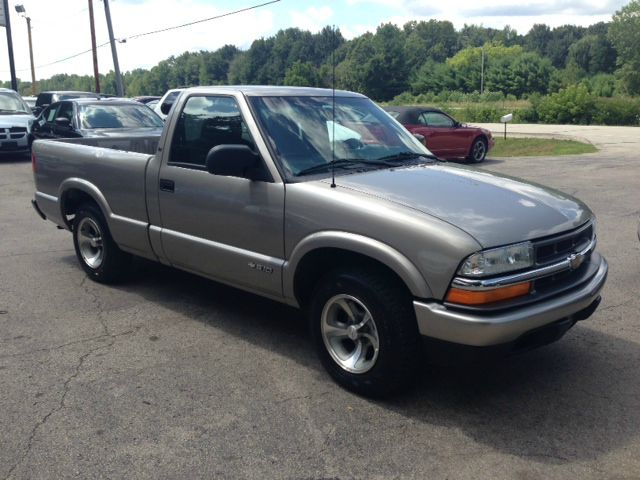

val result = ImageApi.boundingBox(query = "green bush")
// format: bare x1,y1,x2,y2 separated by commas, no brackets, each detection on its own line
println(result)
588,74,617,97
536,84,595,124
592,97,640,125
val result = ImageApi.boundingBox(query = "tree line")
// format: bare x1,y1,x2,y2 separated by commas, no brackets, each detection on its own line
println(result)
4,1,640,102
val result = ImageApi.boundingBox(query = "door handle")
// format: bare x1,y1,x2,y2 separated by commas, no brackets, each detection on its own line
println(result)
159,178,175,192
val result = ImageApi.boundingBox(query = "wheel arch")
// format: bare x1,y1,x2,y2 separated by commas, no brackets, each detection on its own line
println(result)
285,231,432,308
58,178,113,230
467,134,489,161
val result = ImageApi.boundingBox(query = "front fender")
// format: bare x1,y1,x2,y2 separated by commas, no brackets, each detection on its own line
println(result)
283,231,433,303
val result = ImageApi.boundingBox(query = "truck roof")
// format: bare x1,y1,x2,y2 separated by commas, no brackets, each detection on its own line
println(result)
184,85,367,98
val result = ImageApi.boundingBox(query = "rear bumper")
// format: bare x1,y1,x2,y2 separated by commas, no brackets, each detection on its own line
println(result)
31,198,47,220
414,254,608,347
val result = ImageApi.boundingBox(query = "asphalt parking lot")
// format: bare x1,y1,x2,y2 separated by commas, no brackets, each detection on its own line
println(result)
1,126,639,480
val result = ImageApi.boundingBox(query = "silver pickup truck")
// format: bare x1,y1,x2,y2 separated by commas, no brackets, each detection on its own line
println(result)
32,86,608,396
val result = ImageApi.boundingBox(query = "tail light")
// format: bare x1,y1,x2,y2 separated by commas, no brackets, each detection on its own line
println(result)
31,150,37,173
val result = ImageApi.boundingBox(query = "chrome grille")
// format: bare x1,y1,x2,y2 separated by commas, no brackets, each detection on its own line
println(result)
534,222,594,266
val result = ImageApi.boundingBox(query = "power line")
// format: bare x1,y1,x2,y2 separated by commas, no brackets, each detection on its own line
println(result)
2,0,281,74
125,0,281,41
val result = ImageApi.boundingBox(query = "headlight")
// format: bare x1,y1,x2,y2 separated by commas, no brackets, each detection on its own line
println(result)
458,241,534,277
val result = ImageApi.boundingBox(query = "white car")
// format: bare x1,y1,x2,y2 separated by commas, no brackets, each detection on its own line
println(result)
0,88,35,156
153,88,184,120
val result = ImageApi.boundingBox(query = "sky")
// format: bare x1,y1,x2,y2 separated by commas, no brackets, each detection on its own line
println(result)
0,0,629,82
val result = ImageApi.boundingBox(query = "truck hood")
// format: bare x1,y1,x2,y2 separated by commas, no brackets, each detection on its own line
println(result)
0,113,34,128
329,163,591,247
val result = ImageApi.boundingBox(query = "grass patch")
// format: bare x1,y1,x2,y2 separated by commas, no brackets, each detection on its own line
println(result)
490,137,597,157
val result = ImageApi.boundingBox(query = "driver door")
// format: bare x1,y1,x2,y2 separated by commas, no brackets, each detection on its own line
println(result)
157,94,285,297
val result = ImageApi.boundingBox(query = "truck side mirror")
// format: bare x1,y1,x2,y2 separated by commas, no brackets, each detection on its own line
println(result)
160,102,173,115
205,144,272,182
55,117,72,128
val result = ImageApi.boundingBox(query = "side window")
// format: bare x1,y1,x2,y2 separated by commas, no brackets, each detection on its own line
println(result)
169,95,255,168
421,112,454,128
416,113,429,126
57,102,74,122
45,104,60,123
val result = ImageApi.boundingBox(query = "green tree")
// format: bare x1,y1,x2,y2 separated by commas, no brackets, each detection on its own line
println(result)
336,24,408,100
524,24,552,56
283,61,319,86
568,35,616,75
608,0,640,94
403,19,457,69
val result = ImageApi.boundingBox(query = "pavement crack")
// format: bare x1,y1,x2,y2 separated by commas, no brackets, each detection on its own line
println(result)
0,328,138,360
3,338,114,480
80,276,109,337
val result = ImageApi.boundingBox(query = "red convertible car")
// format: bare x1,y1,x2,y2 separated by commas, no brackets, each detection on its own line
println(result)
384,106,494,163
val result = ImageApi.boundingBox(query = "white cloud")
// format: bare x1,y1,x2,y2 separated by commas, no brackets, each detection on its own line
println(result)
4,0,275,80
289,6,333,33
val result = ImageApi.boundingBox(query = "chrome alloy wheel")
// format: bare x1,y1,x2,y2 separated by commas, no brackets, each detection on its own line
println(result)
320,294,380,374
472,139,486,162
77,217,104,269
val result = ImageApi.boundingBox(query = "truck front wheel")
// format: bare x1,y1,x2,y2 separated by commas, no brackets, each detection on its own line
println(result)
72,204,131,284
309,268,421,397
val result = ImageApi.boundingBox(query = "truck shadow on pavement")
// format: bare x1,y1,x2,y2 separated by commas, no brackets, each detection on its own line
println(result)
99,257,638,466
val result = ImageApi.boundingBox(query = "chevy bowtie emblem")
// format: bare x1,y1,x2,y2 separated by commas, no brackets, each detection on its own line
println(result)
568,252,585,270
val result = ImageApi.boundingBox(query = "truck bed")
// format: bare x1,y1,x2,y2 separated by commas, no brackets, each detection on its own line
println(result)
44,135,160,155
32,138,157,258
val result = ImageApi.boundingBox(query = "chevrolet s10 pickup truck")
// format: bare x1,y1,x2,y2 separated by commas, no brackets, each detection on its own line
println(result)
31,86,608,396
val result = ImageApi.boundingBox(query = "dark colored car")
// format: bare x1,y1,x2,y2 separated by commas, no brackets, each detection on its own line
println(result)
132,95,161,104
32,98,164,140
33,91,101,117
384,106,494,163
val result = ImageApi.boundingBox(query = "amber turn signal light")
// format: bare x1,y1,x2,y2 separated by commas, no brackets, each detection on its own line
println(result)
446,282,531,306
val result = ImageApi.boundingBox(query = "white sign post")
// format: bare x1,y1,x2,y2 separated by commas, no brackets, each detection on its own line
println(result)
500,113,513,140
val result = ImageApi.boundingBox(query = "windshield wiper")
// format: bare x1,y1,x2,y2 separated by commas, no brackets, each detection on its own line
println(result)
296,158,387,177
376,151,439,163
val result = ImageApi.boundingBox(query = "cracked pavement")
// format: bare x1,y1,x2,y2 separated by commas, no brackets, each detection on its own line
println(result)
1,125,640,479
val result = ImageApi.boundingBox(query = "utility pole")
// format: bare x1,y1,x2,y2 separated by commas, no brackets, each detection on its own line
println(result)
15,5,36,95
480,46,484,95
2,0,18,91
103,0,124,96
88,0,100,93
26,16,35,94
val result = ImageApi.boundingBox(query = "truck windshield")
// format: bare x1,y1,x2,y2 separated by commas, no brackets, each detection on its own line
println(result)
249,96,432,179
79,104,163,129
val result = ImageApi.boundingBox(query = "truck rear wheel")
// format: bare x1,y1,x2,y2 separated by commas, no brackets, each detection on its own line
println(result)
72,204,131,284
309,267,421,397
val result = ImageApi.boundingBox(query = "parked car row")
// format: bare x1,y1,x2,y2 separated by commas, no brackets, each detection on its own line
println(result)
32,98,164,141
4,87,492,166
0,90,166,155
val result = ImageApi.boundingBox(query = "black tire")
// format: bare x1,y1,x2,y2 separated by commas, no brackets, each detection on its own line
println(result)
72,203,131,284
309,267,421,397
468,137,487,163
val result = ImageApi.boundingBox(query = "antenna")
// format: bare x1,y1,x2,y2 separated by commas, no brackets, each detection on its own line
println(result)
330,24,336,188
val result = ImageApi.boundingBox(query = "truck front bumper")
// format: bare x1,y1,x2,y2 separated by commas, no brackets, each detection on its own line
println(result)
414,255,608,347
